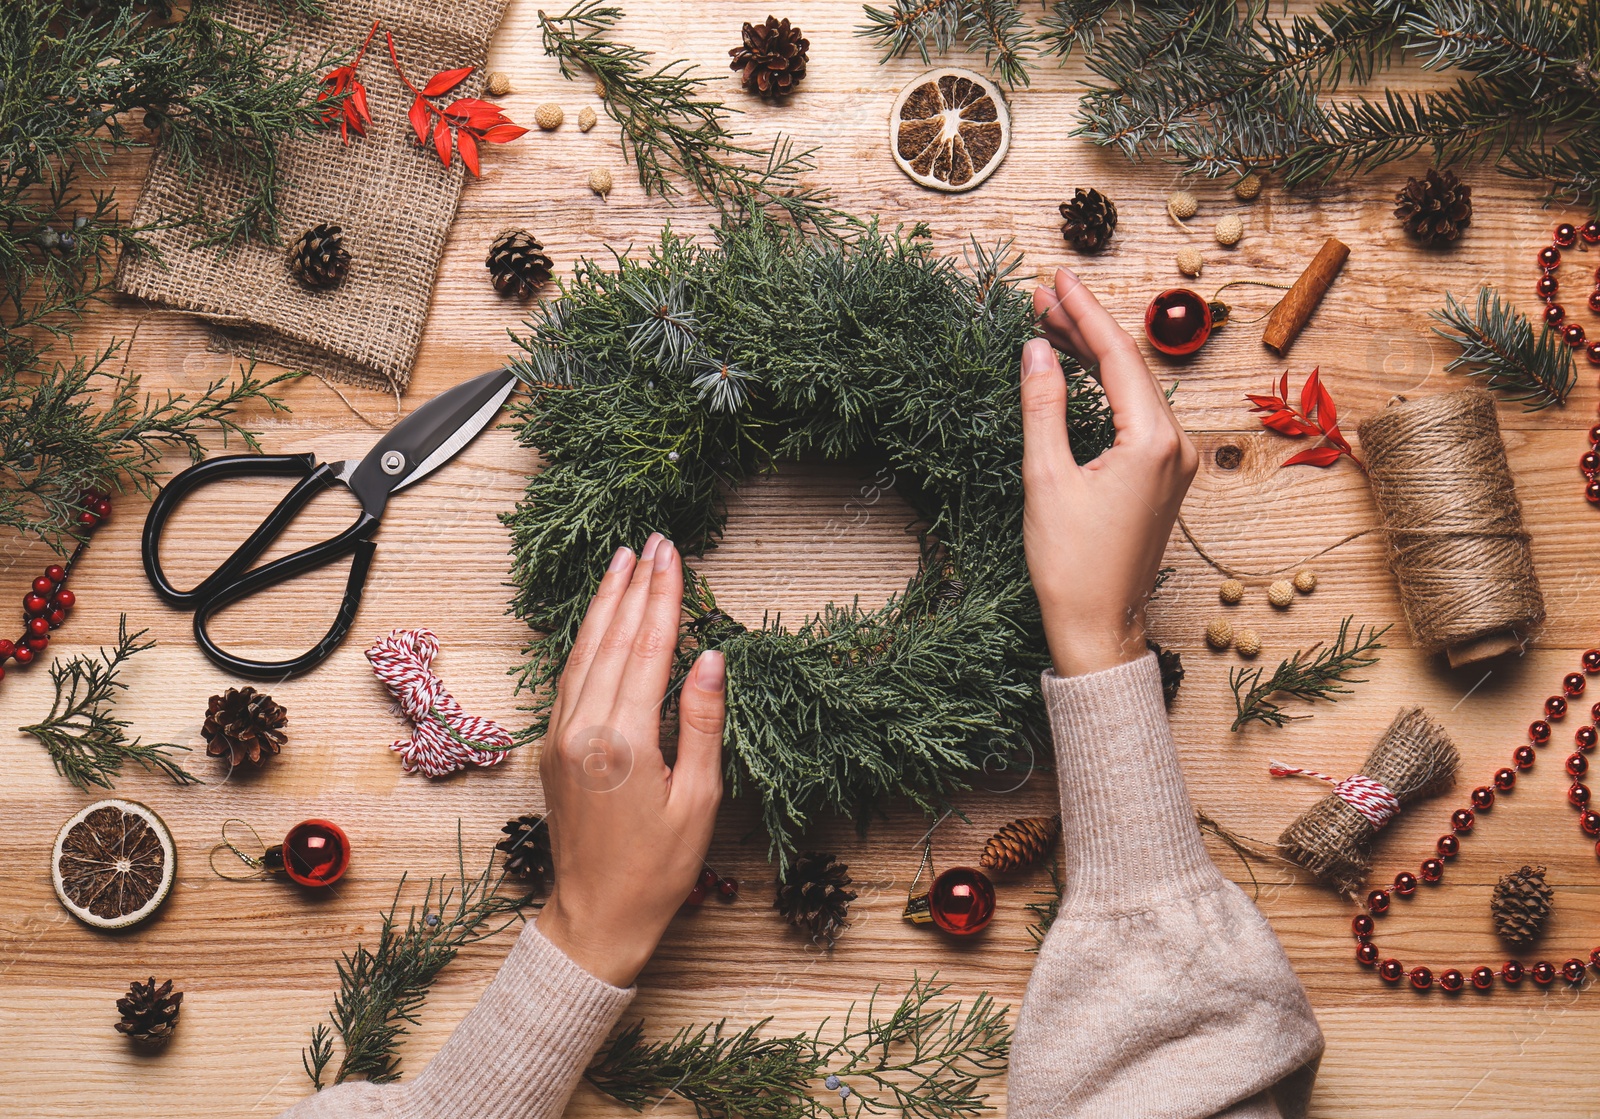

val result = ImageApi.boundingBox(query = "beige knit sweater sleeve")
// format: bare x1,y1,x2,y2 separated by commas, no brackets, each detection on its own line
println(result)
1008,651,1324,1119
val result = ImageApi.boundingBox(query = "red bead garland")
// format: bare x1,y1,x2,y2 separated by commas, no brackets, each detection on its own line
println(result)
0,490,105,685
1537,222,1600,366
1351,648,1600,993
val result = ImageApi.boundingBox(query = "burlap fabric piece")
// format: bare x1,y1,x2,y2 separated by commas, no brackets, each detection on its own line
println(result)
116,0,510,394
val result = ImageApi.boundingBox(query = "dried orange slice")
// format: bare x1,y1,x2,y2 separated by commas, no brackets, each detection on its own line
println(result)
52,799,175,930
890,67,1010,192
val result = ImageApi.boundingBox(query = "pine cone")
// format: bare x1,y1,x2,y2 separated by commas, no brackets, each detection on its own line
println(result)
287,223,351,289
729,16,809,98
1394,168,1472,247
486,230,554,299
202,686,287,767
1146,638,1185,705
774,851,856,944
1491,865,1552,946
979,815,1061,873
1059,188,1118,252
497,814,554,893
115,977,182,1046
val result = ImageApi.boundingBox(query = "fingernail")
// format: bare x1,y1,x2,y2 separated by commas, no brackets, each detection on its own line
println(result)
653,538,675,571
607,546,633,573
1055,266,1079,288
698,649,725,692
1022,337,1052,381
641,532,663,561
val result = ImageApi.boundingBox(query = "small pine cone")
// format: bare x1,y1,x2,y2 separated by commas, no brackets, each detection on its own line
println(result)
1214,214,1243,245
774,851,856,944
729,15,809,98
980,815,1061,873
1176,247,1203,277
484,71,512,96
588,167,613,196
497,814,554,893
1268,580,1294,608
1060,188,1117,252
1235,629,1262,658
1234,171,1263,201
1147,639,1185,705
116,977,182,1046
578,106,597,131
1167,190,1198,221
202,686,287,767
534,102,564,130
1491,865,1552,946
1394,168,1472,247
1205,617,1233,650
1219,579,1245,605
287,223,351,289
1293,569,1317,594
486,230,554,299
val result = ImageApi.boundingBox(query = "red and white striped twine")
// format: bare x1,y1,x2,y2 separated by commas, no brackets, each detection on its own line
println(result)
366,629,515,778
1269,762,1402,830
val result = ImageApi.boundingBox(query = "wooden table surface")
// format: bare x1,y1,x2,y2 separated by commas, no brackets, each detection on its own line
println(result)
5,3,1599,1116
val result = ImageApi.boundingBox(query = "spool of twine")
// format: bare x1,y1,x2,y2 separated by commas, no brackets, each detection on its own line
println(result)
1276,707,1460,895
1356,388,1545,668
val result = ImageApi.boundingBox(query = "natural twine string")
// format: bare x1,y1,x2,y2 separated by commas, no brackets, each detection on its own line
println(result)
1355,389,1545,658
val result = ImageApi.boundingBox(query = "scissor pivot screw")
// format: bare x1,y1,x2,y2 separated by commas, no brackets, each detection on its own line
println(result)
381,451,405,475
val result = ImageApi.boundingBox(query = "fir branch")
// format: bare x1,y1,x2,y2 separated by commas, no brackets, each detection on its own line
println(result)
18,614,196,791
1430,285,1576,410
858,0,1039,88
537,1,839,231
1229,616,1389,731
585,975,1011,1119
1039,0,1119,60
304,834,528,1088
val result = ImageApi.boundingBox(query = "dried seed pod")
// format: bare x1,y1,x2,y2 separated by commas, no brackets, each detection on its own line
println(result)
1215,214,1244,245
1268,580,1294,608
1176,246,1203,277
534,103,564,130
1167,190,1198,221
578,106,597,131
1293,570,1318,594
1235,629,1262,658
588,167,613,196
484,71,512,96
1206,617,1234,650
1234,171,1262,201
1219,579,1245,605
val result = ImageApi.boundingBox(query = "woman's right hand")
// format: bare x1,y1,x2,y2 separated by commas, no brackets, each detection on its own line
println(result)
1022,268,1198,679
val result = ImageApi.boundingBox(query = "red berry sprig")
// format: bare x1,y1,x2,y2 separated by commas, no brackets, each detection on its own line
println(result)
0,489,107,683
684,866,739,906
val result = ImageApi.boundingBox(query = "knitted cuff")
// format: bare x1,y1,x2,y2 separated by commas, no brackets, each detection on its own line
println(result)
1042,651,1226,913
398,920,634,1119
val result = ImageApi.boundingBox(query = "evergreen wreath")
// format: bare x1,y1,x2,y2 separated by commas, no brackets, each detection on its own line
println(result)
502,216,1115,860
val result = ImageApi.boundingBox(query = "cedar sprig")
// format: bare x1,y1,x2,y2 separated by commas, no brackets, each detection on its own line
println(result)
304,833,529,1088
538,1,841,232
857,0,1039,88
1430,285,1576,411
1229,616,1390,731
585,974,1012,1119
19,614,197,791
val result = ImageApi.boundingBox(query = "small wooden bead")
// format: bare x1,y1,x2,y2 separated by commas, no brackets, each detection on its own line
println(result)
1379,959,1404,983
1218,579,1244,604
1451,808,1475,833
1471,966,1495,990
1267,580,1294,608
1292,569,1317,594
1531,961,1556,985
1439,968,1465,992
1494,767,1517,791
1437,834,1460,857
1502,960,1525,985
1420,857,1444,883
1205,617,1233,650
1409,966,1433,990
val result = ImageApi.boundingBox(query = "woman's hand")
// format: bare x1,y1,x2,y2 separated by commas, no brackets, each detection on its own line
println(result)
1023,268,1198,678
536,533,726,988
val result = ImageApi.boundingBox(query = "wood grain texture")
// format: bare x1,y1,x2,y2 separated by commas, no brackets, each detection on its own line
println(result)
5,2,1600,1115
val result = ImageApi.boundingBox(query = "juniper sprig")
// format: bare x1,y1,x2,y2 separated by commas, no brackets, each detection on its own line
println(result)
1230,616,1390,731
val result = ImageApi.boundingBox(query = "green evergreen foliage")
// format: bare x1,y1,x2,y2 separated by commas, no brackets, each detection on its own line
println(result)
1230,616,1390,731
501,215,1114,860
858,0,1039,88
1431,285,1577,411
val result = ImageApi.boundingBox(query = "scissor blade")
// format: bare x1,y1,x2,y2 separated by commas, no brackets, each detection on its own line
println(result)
346,368,518,515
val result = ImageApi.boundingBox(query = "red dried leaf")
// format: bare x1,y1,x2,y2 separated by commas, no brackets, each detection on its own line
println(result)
1317,381,1338,433
1323,424,1351,453
458,129,480,176
422,66,474,97
350,83,371,127
1261,410,1320,437
1245,393,1284,411
433,116,452,167
445,97,507,128
409,94,432,146
1281,445,1346,468
479,124,529,143
1300,367,1321,420
1278,370,1289,405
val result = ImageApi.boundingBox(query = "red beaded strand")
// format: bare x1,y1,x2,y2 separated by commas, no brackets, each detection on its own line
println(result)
0,489,106,684
1352,647,1600,993
1540,221,1600,368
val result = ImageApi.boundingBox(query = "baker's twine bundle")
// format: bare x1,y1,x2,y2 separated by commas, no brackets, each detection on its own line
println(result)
366,629,515,778
1356,389,1545,661
1273,707,1460,895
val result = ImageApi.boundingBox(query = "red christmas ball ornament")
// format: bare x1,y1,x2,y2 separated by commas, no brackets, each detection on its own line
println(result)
1566,672,1588,696
1585,649,1600,674
1591,424,1600,446
1531,719,1553,743
1502,960,1525,985
264,819,351,888
1531,960,1557,985
1582,810,1600,836
1590,290,1600,315
1143,288,1217,357
1470,786,1495,810
1578,725,1598,751
1563,958,1586,983
1352,914,1374,938
1471,965,1496,990
1583,220,1600,245
1569,752,1589,778
1555,223,1579,247
1439,968,1465,992
1564,323,1589,348
1572,782,1592,807
928,866,996,935
1392,871,1418,896
1367,889,1391,914
1585,479,1600,504
1591,342,1600,367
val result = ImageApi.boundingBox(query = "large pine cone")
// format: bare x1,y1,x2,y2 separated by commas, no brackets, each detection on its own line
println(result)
729,16,809,98
202,686,287,767
1491,864,1552,946
1060,188,1118,252
287,223,351,288
116,977,182,1046
1394,168,1472,247
486,230,554,299
497,814,554,893
774,851,856,944
979,815,1061,873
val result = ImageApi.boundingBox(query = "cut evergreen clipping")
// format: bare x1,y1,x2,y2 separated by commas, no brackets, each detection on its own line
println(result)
1431,285,1576,411
502,215,1115,860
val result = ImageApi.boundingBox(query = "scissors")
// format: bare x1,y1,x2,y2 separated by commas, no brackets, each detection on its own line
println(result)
141,367,518,680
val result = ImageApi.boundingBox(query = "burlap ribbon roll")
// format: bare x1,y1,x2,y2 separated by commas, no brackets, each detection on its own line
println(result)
117,0,511,393
1276,707,1459,895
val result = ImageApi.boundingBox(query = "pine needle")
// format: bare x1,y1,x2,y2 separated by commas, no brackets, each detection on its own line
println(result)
19,615,197,791
1430,285,1576,411
1229,616,1390,731
857,0,1039,88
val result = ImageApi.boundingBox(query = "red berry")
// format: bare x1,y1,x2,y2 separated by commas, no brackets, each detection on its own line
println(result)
76,511,97,527
12,644,33,665
31,575,53,595
26,616,48,637
52,588,75,609
716,877,739,899
0,638,12,659
79,488,99,504
90,496,110,519
22,593,47,616
684,883,708,906
44,608,65,629
44,564,65,584
697,867,718,889
26,633,47,650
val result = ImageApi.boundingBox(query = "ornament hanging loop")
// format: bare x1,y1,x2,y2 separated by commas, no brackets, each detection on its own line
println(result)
209,818,269,881
902,841,935,925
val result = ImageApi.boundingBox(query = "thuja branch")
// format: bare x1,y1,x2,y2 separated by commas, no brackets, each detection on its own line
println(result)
1230,616,1389,731
19,615,196,791
1430,285,1575,411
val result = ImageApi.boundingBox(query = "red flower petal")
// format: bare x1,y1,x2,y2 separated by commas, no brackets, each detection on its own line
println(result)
409,94,431,146
479,124,529,143
1281,445,1346,468
434,116,452,167
422,66,474,97
458,129,480,176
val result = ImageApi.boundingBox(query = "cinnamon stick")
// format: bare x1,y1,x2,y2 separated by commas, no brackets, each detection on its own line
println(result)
1263,236,1349,354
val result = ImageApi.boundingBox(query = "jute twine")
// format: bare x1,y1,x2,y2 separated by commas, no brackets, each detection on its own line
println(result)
1277,707,1460,895
1356,389,1545,662
116,0,511,394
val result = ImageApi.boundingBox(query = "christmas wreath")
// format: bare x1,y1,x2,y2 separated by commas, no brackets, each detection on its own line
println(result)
502,216,1114,858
